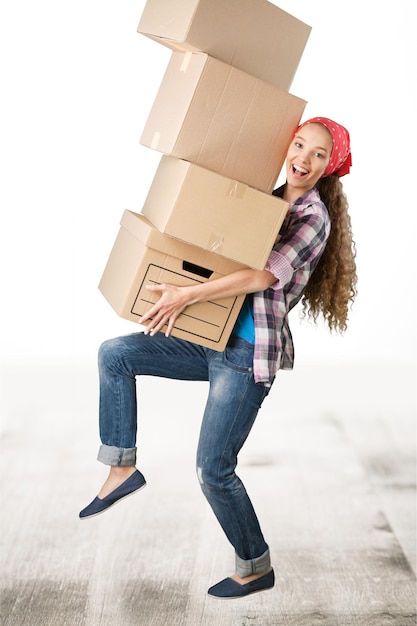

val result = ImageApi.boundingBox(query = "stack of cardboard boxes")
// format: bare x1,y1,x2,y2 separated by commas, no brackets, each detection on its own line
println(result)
99,0,311,350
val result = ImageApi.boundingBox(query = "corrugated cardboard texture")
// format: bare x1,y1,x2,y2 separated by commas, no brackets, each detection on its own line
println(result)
99,211,245,351
137,0,311,91
140,51,306,193
141,156,288,269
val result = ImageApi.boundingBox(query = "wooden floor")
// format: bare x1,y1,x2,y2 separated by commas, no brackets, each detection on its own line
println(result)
0,360,416,625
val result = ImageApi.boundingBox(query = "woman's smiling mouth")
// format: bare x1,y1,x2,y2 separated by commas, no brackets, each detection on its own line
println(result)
292,164,309,177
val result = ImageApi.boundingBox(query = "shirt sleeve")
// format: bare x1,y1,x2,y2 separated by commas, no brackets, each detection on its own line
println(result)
264,203,330,289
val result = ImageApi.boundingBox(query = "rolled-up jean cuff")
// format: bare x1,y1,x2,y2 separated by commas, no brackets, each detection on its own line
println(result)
235,548,271,577
97,444,137,466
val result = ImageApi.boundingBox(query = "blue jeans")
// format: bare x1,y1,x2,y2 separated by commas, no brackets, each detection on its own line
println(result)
97,332,273,576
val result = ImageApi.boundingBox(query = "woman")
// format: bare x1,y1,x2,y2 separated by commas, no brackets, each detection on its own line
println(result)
79,117,357,599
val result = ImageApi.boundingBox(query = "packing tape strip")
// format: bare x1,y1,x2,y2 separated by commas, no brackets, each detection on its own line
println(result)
208,234,224,253
150,131,161,150
226,180,247,199
180,51,193,73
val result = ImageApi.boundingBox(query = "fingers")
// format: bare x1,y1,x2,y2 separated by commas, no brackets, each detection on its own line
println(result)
144,311,173,337
138,309,169,337
165,314,177,337
137,284,165,328
142,313,177,337
137,283,182,337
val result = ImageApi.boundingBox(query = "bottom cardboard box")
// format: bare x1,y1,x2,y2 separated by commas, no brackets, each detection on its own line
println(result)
99,210,246,351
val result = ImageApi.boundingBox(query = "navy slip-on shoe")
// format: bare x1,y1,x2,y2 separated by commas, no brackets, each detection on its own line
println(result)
79,469,146,519
208,568,275,599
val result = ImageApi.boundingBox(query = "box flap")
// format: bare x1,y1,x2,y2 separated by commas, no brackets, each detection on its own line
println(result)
120,210,247,274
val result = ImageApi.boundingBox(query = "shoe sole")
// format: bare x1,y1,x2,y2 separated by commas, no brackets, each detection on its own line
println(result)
207,584,274,600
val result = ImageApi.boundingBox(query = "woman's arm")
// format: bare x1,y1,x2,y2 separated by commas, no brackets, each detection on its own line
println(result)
138,199,330,337
138,267,276,337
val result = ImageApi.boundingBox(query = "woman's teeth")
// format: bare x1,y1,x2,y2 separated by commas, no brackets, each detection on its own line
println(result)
293,164,308,175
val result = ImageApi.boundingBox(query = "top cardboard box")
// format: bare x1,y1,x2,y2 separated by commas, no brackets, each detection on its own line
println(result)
140,51,306,194
137,0,311,91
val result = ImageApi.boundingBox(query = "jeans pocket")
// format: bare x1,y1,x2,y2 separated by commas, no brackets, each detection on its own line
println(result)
223,336,254,373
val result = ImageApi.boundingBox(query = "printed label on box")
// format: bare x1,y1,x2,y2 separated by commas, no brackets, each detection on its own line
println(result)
131,264,240,343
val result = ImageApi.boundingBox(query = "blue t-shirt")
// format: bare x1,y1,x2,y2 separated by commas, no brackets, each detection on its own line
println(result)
232,294,255,344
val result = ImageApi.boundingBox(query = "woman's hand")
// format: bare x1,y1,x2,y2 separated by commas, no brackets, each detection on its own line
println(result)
137,283,190,337
137,267,276,338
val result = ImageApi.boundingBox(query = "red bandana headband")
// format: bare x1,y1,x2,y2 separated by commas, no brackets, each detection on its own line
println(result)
296,116,352,178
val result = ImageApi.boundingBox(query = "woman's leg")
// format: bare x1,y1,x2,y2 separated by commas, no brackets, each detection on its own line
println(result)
196,335,272,579
95,332,209,496
79,332,209,518
98,331,209,463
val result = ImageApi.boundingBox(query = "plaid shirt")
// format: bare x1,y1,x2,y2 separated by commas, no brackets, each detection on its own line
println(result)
253,186,331,384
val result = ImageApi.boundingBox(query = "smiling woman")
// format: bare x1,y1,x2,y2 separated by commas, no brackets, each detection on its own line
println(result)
280,118,357,333
284,117,352,202
79,114,358,599
285,123,333,200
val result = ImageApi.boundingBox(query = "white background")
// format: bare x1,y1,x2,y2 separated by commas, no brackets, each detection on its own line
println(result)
0,0,415,371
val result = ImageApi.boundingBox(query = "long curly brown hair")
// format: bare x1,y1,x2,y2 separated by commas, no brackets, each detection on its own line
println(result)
301,175,358,332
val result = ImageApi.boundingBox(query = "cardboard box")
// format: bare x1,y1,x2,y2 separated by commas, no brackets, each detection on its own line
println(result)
141,156,288,269
99,210,246,350
137,0,311,92
140,51,306,193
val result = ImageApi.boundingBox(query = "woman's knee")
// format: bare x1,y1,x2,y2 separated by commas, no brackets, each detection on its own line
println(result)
98,336,131,374
196,464,218,499
196,455,236,493
99,337,118,364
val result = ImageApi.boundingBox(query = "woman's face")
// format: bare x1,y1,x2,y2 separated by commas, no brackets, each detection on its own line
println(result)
285,123,333,197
